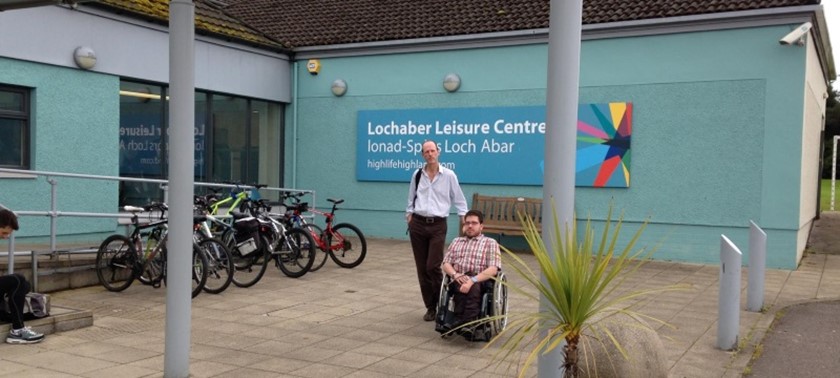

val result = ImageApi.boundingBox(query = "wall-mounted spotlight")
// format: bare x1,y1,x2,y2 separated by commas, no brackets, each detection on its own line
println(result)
443,73,461,92
331,79,347,97
779,22,812,46
307,59,321,75
73,46,96,70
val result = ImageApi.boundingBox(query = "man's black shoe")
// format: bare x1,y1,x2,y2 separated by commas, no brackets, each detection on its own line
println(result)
423,308,436,321
450,316,475,330
458,326,474,340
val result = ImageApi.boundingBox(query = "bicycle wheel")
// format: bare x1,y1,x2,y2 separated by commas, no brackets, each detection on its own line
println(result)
301,223,328,272
191,244,209,298
95,234,137,292
137,251,165,286
231,234,270,288
328,223,367,268
198,237,234,294
275,227,316,278
138,227,165,285
158,245,208,298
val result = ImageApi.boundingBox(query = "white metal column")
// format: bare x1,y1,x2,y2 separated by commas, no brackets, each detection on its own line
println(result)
164,1,195,377
539,0,583,376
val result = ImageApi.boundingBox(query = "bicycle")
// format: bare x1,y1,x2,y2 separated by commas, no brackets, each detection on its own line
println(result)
195,193,264,288
194,195,314,288
282,192,367,271
192,202,235,294
247,199,316,278
95,202,209,298
205,183,265,217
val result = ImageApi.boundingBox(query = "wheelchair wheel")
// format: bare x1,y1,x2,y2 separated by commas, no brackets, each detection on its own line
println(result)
491,272,509,336
435,275,454,333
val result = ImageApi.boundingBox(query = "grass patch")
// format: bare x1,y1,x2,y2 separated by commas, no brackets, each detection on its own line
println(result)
821,179,840,211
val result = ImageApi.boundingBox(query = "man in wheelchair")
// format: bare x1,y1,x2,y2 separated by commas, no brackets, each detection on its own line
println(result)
436,209,504,341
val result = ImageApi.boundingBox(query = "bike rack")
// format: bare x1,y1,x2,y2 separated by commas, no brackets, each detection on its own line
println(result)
1,167,314,291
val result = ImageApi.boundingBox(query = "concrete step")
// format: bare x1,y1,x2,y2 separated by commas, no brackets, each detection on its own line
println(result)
2,252,99,337
1,253,101,293
0,304,93,338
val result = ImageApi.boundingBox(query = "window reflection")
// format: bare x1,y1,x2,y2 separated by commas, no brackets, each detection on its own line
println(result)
119,80,283,206
119,82,164,205
211,95,248,183
0,85,29,169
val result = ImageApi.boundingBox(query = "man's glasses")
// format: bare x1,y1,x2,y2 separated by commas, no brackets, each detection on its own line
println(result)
464,221,480,226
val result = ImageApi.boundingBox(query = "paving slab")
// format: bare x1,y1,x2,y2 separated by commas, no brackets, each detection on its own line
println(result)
2,215,840,378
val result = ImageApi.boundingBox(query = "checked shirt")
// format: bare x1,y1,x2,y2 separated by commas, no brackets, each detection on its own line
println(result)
443,234,501,274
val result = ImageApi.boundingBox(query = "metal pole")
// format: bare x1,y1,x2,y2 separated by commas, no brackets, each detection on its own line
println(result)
162,183,170,205
7,235,14,274
718,235,742,350
832,136,839,210
164,1,195,377
747,221,766,312
292,61,299,188
48,178,57,255
539,0,583,376
32,177,59,291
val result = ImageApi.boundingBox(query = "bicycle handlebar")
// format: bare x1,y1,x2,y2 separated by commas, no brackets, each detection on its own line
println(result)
194,193,222,209
281,191,306,201
123,202,168,222
123,202,167,212
280,191,344,214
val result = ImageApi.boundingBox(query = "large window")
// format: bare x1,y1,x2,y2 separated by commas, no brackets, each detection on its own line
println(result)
119,80,284,205
0,85,30,169
119,82,166,205
211,95,248,183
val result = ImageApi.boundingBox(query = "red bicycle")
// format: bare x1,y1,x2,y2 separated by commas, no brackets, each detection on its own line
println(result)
281,192,367,271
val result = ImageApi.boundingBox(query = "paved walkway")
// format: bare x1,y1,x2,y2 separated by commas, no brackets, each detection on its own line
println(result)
1,233,839,377
745,212,840,377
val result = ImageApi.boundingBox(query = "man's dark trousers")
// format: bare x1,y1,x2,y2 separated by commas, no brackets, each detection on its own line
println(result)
409,217,447,312
0,273,30,329
449,279,482,322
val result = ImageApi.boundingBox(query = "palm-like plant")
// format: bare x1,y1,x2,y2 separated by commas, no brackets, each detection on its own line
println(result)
487,204,679,377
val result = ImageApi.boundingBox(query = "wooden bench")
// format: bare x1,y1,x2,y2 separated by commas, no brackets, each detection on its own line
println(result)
471,193,543,237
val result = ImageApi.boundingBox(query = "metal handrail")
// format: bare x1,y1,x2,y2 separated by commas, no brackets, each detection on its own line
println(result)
1,167,314,291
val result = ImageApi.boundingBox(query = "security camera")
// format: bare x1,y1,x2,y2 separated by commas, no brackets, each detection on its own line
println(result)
779,22,812,46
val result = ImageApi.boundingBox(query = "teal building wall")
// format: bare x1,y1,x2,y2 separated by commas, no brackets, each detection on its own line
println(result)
1,57,120,238
287,25,809,268
0,22,814,269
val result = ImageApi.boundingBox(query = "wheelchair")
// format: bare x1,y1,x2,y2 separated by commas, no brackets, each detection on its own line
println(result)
434,271,508,342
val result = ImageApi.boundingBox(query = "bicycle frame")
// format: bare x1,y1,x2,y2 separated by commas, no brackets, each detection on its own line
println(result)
196,213,231,239
283,212,318,248
123,206,169,282
260,215,294,253
207,184,264,216
283,201,344,253
276,192,366,270
208,190,249,216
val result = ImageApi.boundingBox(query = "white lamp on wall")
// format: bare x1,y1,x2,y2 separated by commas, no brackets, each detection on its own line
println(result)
443,73,461,92
73,46,97,70
331,79,347,97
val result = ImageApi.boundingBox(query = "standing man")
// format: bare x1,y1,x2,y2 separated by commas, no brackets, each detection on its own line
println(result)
406,140,468,321
0,208,45,344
